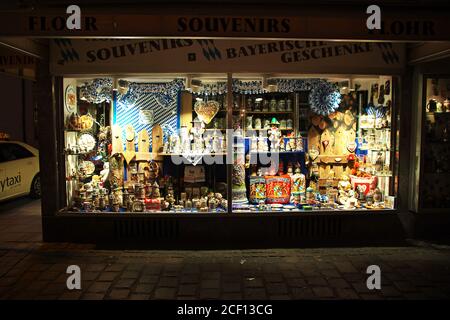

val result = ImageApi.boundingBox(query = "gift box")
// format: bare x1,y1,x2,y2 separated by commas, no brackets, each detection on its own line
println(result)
265,175,291,204
349,175,378,195
249,176,266,204
145,198,161,211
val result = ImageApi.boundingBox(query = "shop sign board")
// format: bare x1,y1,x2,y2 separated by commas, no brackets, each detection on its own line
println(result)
50,39,405,75
0,9,448,40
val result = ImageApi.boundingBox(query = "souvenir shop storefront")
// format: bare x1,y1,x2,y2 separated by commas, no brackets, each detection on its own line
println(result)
40,38,409,247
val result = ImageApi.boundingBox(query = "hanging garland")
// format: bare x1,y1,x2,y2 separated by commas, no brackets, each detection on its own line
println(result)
116,79,185,108
78,78,340,117
79,78,113,104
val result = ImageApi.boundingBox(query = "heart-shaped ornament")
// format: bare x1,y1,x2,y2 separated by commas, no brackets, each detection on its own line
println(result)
194,100,220,124
309,147,320,161
347,140,357,153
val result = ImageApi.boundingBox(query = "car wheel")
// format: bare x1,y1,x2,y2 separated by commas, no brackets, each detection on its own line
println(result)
30,173,41,199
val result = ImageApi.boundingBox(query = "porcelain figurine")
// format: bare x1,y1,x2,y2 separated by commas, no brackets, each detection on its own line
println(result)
268,118,281,152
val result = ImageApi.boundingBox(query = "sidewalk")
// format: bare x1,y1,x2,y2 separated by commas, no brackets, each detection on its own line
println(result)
0,199,449,300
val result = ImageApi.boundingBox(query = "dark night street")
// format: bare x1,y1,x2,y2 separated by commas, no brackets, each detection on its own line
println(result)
0,199,449,300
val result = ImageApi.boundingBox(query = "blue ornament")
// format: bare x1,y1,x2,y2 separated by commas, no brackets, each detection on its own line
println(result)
309,81,341,116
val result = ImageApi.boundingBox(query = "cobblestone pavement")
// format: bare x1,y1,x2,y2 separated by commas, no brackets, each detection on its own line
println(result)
0,198,450,300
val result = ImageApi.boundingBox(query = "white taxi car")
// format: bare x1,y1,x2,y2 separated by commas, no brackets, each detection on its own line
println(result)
0,140,40,201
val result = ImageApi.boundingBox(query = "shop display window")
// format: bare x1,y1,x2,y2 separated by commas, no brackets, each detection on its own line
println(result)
61,75,398,214
420,76,450,209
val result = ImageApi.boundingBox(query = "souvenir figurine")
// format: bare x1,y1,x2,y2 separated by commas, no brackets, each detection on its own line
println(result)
245,116,253,130
268,118,281,152
286,98,293,112
279,137,285,151
291,165,306,196
296,133,304,151
258,131,268,152
254,99,262,112
286,119,293,130
152,181,160,198
373,187,383,202
254,118,262,130
277,99,286,112
269,98,277,112
262,99,269,112
250,132,258,152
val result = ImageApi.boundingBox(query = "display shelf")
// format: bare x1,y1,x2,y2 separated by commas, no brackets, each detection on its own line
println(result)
249,150,305,155
245,111,294,115
158,152,228,156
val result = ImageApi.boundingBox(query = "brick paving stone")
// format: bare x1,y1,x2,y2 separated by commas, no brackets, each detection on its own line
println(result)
85,264,107,272
108,289,130,299
306,277,328,286
120,270,140,279
291,287,316,299
125,264,145,272
178,284,197,296
244,288,268,300
269,294,292,300
380,286,403,298
320,269,342,279
159,277,178,288
383,272,405,281
351,282,372,294
420,287,450,299
266,283,288,295
202,271,221,280
333,262,358,274
88,281,112,293
222,292,243,300
244,278,264,288
180,274,200,284
25,280,49,292
0,277,17,286
97,272,120,282
200,288,220,299
336,288,359,299
115,278,136,289
359,293,382,300
37,271,61,281
139,275,159,284
287,278,307,288
142,265,162,275
42,283,66,295
201,279,220,289
134,283,156,294
328,278,350,289
264,274,284,283
343,273,364,283
223,282,241,293
58,290,83,300
81,293,105,300
153,287,177,300
82,271,100,281
105,264,126,272
128,294,150,300
312,287,335,298
392,280,418,293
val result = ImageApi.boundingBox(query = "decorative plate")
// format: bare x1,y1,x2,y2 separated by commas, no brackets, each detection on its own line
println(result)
77,133,96,152
78,161,95,176
65,84,76,113
194,100,220,124
79,114,94,131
